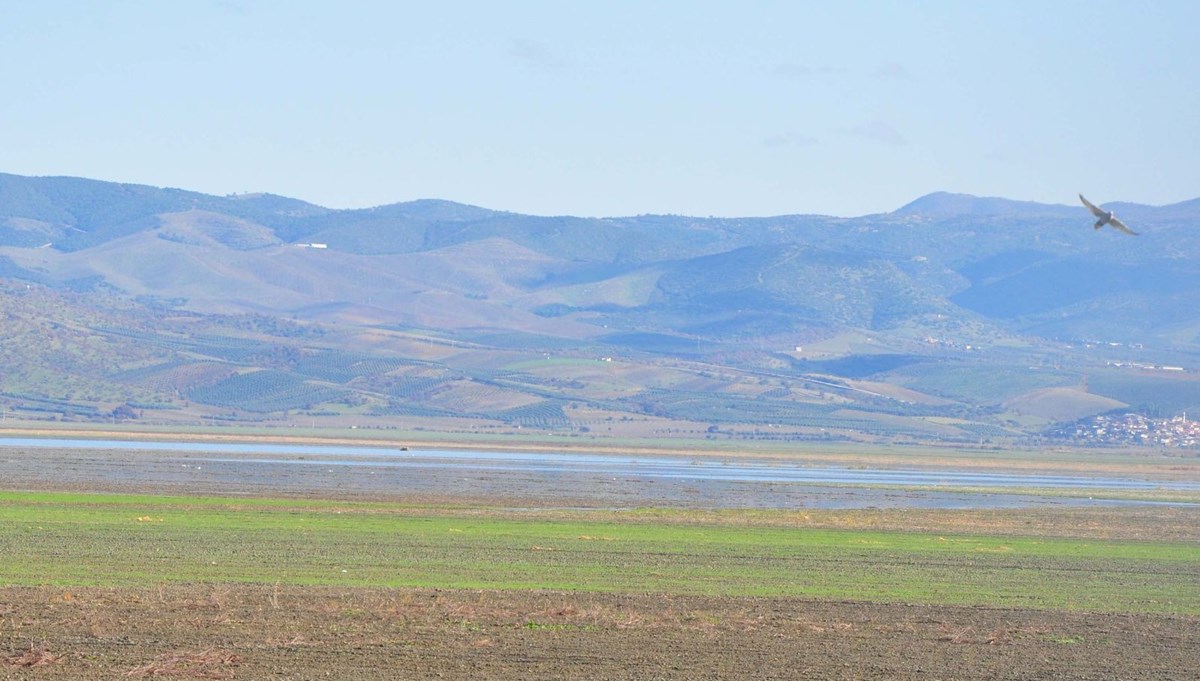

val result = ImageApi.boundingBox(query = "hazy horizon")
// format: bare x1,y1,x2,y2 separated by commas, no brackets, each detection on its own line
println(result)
8,170,1192,220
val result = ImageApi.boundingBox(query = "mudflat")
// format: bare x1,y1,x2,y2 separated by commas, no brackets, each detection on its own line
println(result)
2,442,1197,510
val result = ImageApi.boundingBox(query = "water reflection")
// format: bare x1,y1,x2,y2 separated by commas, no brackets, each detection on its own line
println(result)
1,437,1195,509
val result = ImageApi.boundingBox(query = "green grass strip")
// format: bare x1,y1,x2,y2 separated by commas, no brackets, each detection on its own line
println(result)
0,491,1196,615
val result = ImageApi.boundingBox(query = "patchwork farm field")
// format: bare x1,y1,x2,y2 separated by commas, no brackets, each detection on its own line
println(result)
2,489,1198,679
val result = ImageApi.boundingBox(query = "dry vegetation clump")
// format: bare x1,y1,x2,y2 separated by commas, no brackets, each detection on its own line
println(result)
124,648,244,679
3,641,62,667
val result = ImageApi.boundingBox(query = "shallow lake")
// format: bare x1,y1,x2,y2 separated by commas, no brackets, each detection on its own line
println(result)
0,437,1195,510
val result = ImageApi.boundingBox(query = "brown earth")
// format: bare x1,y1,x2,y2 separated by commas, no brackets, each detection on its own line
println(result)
2,585,1197,680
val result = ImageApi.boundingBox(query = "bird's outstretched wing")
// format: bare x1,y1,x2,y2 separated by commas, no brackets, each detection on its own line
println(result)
1079,194,1106,218
1108,217,1139,236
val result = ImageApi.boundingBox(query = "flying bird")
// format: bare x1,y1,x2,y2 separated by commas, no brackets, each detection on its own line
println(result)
1079,194,1138,236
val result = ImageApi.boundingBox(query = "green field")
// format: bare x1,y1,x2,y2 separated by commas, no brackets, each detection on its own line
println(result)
1,491,1196,615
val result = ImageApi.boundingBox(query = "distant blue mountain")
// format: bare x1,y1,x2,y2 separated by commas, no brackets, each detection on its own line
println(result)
892,192,1079,218
0,172,1197,351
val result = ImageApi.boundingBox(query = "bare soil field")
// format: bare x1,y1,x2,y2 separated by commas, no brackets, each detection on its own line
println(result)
3,585,1198,680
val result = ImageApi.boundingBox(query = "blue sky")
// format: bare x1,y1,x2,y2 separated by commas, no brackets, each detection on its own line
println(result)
2,1,1196,217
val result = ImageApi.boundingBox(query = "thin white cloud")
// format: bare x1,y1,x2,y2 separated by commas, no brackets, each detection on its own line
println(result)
771,62,841,79
844,120,908,146
212,0,249,15
508,39,568,69
873,62,911,80
763,133,818,148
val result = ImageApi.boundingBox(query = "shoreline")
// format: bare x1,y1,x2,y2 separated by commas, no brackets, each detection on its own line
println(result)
2,424,1199,482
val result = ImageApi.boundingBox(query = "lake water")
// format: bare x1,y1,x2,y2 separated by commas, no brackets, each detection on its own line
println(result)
1,437,1195,509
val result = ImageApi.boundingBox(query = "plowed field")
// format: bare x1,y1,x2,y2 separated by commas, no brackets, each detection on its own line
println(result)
3,586,1198,680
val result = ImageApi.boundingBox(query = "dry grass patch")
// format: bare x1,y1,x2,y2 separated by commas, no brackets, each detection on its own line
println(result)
125,648,243,678
3,641,62,668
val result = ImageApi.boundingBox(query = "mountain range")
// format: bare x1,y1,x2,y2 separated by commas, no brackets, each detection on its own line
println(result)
1,172,1197,443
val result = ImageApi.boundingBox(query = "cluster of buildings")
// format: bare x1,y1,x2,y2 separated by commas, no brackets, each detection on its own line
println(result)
1055,413,1200,448
1105,361,1186,372
921,336,982,351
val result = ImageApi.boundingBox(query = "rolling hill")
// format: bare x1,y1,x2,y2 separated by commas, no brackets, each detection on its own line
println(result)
1,173,1197,443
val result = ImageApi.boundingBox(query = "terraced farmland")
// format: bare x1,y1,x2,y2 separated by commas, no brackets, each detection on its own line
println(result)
186,370,346,412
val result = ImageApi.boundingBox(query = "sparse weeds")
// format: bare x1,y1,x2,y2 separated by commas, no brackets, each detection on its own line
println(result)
680,610,724,628
938,625,975,644
125,648,243,679
207,586,229,611
3,641,61,668
936,624,1045,645
522,619,599,632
